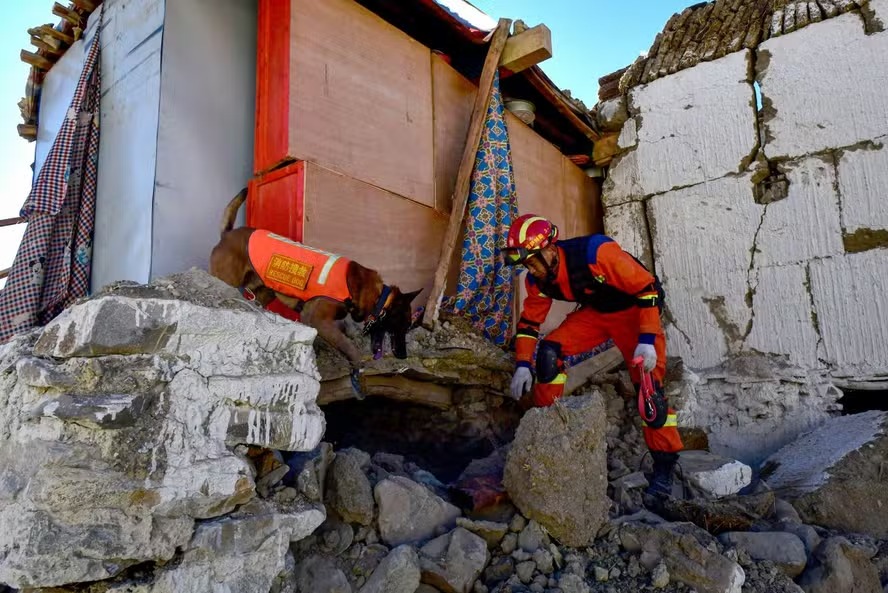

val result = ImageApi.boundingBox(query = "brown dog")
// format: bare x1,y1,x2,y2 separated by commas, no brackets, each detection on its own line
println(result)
209,189,421,395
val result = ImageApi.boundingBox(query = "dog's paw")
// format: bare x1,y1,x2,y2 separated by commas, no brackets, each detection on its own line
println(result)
350,369,367,401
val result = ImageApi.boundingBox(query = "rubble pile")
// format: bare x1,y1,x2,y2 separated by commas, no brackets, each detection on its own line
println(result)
1,270,887,593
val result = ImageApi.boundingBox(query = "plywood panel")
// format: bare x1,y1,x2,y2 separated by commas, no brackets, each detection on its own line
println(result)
289,0,435,207
302,163,447,300
431,54,476,213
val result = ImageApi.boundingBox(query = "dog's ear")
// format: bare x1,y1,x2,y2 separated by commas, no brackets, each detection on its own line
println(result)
402,288,423,303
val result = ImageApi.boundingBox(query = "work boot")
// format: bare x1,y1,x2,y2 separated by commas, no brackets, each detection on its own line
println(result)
646,451,679,497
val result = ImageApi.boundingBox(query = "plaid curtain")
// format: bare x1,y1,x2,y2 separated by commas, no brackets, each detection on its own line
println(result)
444,73,518,346
0,14,102,343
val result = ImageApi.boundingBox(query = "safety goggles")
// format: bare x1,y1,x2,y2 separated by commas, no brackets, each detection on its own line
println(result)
501,247,541,266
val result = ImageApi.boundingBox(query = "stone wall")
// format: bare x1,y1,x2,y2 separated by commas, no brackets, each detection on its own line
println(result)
603,8,888,464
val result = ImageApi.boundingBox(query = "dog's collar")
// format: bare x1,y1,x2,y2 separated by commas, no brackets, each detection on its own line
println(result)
362,285,394,335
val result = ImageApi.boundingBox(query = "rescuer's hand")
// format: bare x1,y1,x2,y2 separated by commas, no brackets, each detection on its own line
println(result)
510,366,533,400
633,343,657,372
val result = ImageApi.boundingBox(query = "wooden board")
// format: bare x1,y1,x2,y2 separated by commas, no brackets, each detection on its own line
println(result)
302,162,447,298
246,161,305,241
288,0,435,207
431,54,476,214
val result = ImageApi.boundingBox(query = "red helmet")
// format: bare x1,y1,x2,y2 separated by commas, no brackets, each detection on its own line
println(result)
503,214,558,265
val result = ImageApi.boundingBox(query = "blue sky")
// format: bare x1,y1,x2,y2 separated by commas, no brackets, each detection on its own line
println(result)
0,0,691,274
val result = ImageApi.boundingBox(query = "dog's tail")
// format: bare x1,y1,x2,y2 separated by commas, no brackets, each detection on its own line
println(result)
220,187,248,236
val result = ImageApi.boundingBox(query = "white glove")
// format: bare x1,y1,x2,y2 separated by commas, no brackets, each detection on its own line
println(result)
510,366,533,400
633,343,657,372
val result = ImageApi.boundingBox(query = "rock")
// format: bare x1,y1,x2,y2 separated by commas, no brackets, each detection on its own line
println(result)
501,533,518,554
762,411,888,538
0,270,326,589
504,394,609,547
679,451,752,497
297,555,354,593
285,442,335,503
777,522,822,557
532,549,553,574
327,448,375,526
110,499,325,593
774,499,801,523
619,521,745,593
518,520,546,553
473,582,488,593
595,96,629,132
558,573,590,593
419,527,490,593
797,536,882,593
359,545,421,593
483,557,514,584
718,531,807,577
509,514,527,533
375,477,461,546
594,565,609,581
611,471,648,490
651,562,670,588
456,518,508,549
516,561,536,584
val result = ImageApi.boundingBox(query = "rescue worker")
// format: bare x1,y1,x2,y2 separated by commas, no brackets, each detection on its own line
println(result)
502,214,683,497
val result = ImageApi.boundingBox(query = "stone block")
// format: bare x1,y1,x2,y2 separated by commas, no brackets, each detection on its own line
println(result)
837,141,888,233
759,14,888,158
604,51,757,204
809,251,888,378
649,175,761,368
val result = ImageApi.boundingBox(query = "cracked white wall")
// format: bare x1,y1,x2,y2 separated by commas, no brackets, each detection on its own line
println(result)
603,9,888,463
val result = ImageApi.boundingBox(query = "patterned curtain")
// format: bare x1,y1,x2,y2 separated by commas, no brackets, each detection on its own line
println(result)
0,11,102,343
444,73,518,346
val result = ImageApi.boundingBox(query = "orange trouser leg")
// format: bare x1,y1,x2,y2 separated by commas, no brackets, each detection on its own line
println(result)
602,309,683,454
531,307,609,408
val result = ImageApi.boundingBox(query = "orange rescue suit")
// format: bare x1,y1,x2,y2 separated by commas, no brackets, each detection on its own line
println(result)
248,230,351,304
514,234,683,454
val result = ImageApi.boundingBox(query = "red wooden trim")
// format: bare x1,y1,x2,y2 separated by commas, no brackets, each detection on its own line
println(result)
246,160,305,242
254,0,291,175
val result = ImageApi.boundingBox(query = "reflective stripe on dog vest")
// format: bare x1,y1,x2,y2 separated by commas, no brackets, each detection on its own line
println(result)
248,230,351,303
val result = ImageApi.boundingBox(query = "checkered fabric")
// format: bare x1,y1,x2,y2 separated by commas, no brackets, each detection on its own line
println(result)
0,16,102,343
443,73,518,346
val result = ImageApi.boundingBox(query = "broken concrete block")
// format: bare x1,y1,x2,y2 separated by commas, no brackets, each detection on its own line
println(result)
603,200,653,271
374,477,460,546
359,545,421,593
419,527,489,593
619,521,745,593
797,536,882,593
678,451,752,497
759,14,888,159
617,117,638,150
718,532,807,578
504,393,608,547
326,448,375,526
809,250,888,379
744,264,820,368
603,50,757,205
837,141,888,234
649,175,761,368
762,411,888,538
455,518,508,549
755,156,844,267
595,96,629,132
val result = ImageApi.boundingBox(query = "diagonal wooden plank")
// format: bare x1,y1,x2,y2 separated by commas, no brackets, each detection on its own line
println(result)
425,18,512,328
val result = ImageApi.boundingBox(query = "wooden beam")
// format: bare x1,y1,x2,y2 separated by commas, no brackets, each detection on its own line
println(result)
20,50,54,71
17,124,38,141
499,24,552,74
30,36,64,55
563,347,624,396
524,66,601,143
29,25,75,46
592,132,620,167
317,374,454,409
425,18,512,327
0,217,26,228
0,268,11,281
52,2,82,26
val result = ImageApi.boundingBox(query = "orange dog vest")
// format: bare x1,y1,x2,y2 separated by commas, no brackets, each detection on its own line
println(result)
248,230,352,304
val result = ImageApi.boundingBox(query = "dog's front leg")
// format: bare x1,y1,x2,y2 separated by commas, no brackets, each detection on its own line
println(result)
302,302,367,399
